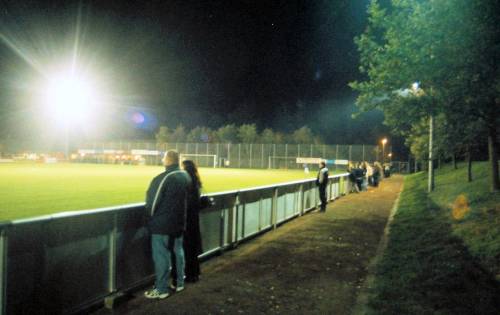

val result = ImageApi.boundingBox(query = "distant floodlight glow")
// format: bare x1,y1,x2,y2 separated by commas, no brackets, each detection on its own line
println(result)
44,71,99,124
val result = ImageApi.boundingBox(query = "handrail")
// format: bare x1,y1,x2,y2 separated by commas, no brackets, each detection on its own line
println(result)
3,173,348,227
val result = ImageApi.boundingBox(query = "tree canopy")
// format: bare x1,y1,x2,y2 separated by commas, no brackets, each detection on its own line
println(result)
351,0,499,191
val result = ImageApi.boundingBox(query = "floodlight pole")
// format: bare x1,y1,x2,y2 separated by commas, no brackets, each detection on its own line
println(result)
64,121,69,160
382,143,385,163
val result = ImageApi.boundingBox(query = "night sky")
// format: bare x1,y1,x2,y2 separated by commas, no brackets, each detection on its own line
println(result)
0,0,391,146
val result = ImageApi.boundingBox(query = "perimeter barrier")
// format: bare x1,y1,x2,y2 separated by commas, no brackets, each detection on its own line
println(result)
0,173,351,314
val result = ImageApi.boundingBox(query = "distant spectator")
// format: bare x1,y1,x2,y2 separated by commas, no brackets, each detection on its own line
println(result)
373,162,383,187
144,150,191,300
383,163,391,178
316,161,329,212
365,162,374,186
354,163,366,191
348,162,359,193
360,162,368,191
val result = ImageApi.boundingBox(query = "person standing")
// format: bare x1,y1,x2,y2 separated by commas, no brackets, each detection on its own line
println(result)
181,160,203,282
171,160,204,285
354,163,365,192
144,150,191,300
347,162,360,193
316,161,329,212
373,162,383,187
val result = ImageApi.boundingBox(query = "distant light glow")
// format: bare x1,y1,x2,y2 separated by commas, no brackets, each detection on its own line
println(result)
381,138,388,145
131,112,145,124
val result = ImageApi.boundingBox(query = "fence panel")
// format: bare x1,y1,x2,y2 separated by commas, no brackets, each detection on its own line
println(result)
1,174,350,314
115,207,154,290
6,211,114,314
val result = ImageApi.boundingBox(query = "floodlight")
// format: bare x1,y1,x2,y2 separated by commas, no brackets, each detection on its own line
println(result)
44,71,99,125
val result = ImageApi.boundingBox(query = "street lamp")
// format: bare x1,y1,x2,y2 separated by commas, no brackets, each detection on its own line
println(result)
381,138,388,163
411,81,433,192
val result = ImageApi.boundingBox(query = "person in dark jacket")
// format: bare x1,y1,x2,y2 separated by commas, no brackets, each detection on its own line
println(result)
373,162,383,187
144,150,191,300
171,160,204,284
316,161,329,212
182,160,203,282
353,164,366,192
348,162,360,193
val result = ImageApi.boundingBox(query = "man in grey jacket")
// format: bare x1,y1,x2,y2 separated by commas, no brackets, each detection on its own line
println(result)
144,150,191,299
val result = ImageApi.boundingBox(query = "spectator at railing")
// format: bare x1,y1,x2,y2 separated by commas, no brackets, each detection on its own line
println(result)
365,161,374,187
171,160,204,284
144,150,191,300
352,163,365,192
348,162,360,193
359,162,368,191
316,161,329,212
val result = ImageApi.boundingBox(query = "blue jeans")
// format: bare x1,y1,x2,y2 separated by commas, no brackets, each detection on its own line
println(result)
151,234,185,293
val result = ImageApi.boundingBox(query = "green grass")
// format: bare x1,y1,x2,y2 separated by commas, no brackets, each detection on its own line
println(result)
0,162,318,221
367,162,500,315
430,162,500,276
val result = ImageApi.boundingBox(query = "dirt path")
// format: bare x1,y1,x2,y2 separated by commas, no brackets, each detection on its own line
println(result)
94,176,403,315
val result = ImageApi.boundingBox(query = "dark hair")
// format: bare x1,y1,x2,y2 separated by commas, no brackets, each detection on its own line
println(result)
182,160,202,188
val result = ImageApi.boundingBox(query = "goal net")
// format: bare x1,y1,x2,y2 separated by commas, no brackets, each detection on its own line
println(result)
268,156,299,169
180,154,217,168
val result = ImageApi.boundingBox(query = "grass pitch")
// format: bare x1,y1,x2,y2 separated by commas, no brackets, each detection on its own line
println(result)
0,162,317,221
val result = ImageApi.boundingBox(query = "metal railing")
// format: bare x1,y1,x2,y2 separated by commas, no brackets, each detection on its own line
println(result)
0,173,351,314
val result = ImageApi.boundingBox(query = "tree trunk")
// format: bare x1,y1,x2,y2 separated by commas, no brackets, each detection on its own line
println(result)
438,156,441,169
452,153,457,169
488,124,499,192
467,145,473,182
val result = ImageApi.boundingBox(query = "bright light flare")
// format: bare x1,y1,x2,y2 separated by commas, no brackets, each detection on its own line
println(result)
44,71,100,125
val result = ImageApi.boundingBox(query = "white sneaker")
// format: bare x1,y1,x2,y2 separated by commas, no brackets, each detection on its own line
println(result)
144,288,169,299
169,284,185,293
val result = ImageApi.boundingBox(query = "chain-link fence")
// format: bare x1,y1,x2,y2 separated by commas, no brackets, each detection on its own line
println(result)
70,141,383,169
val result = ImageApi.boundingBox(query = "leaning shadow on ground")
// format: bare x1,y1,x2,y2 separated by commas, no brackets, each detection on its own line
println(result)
366,176,500,315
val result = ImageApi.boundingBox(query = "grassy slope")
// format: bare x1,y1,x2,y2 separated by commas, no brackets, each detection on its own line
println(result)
367,162,500,315
0,163,320,221
430,162,500,277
